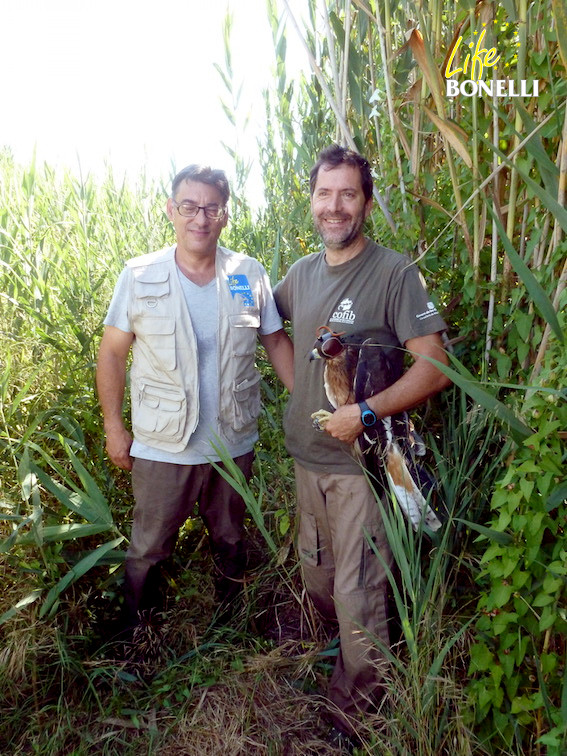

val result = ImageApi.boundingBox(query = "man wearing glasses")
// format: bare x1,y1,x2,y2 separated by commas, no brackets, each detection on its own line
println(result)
274,144,450,746
97,164,293,634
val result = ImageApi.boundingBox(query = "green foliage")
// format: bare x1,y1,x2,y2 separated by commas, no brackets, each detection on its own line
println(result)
0,155,169,625
467,349,566,753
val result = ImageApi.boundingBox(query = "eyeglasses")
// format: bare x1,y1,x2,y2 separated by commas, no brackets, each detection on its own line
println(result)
315,326,346,358
172,200,226,220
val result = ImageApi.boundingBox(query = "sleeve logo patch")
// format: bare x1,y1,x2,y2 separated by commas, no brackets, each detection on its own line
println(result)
228,275,255,307
415,302,439,321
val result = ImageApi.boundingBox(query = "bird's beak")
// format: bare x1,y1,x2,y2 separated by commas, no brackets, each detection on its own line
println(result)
310,348,322,361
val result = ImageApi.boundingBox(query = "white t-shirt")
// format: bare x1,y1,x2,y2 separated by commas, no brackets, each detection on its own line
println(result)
104,262,282,464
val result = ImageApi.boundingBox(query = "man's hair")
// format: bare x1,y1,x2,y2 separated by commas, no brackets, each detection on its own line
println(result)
309,144,373,201
171,164,230,205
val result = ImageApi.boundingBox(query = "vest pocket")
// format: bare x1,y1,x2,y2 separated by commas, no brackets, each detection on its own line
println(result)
229,311,261,382
229,312,260,328
135,317,176,371
135,381,187,443
232,372,261,431
227,311,261,432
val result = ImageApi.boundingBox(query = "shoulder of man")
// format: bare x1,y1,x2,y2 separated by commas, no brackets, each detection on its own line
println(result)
217,245,270,276
283,250,324,279
365,239,432,282
366,239,411,267
217,245,254,263
125,245,176,269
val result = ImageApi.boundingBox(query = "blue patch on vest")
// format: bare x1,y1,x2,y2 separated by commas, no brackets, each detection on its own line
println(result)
227,275,254,307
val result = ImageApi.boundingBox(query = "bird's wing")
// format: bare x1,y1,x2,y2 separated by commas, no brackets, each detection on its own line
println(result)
353,339,442,532
353,340,397,455
353,339,395,400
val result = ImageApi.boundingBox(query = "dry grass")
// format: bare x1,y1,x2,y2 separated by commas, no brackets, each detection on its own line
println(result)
159,644,350,756
0,557,491,756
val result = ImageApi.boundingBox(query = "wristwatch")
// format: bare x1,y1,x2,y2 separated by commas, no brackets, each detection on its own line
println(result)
358,400,377,427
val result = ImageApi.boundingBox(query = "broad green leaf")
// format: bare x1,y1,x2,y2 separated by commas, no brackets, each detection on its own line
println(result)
455,518,514,545
31,465,112,526
539,607,557,632
546,482,567,512
493,582,514,607
40,536,124,618
466,639,493,676
16,523,112,545
532,593,555,608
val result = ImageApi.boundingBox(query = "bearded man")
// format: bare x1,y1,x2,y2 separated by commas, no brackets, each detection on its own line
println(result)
274,144,450,745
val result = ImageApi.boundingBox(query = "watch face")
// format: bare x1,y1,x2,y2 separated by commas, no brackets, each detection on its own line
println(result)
359,401,376,427
362,409,376,427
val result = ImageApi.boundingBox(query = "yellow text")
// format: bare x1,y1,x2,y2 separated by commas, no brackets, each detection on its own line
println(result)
445,28,500,81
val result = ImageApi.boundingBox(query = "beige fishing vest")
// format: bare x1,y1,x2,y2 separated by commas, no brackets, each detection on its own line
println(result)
127,245,264,452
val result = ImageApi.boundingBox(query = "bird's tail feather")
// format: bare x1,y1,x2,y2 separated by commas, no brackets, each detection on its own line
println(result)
384,442,442,532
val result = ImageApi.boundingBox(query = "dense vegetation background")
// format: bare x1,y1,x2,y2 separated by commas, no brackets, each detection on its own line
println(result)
0,0,565,753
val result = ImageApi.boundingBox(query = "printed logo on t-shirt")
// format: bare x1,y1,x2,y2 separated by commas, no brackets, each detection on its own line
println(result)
329,297,356,324
227,275,254,307
415,301,439,321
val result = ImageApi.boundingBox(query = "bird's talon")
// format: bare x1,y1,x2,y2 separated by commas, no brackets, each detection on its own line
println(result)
311,409,332,431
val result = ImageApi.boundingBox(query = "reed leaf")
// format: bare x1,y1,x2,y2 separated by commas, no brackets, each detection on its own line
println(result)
39,536,125,618
0,589,42,626
453,518,514,545
514,103,560,198
551,0,567,73
423,106,473,168
15,523,111,545
209,439,278,555
487,205,563,344
480,130,567,237
29,460,113,527
420,354,533,442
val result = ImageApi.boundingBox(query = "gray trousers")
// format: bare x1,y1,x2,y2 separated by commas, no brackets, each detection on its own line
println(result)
295,462,392,732
124,452,254,619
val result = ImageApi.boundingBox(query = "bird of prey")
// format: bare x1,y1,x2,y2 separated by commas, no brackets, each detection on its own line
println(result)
310,326,443,532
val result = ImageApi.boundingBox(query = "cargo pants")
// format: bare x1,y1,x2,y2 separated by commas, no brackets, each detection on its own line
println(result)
295,462,392,732
124,452,254,622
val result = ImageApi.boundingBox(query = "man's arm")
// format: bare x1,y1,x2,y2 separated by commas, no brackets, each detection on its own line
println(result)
259,329,294,393
96,325,135,470
322,332,451,445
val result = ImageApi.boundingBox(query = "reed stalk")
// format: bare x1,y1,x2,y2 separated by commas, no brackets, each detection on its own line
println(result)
485,65,500,373
502,0,528,293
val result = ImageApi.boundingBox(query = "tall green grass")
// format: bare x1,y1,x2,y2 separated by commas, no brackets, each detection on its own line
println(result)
0,153,171,627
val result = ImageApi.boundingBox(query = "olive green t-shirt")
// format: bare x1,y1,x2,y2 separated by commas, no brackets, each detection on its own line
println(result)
273,239,447,475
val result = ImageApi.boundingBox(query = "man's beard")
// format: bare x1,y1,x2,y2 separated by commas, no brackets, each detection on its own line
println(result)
314,210,365,250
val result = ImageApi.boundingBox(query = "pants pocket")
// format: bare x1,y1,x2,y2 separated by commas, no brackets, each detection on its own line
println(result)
358,523,388,590
298,511,320,568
